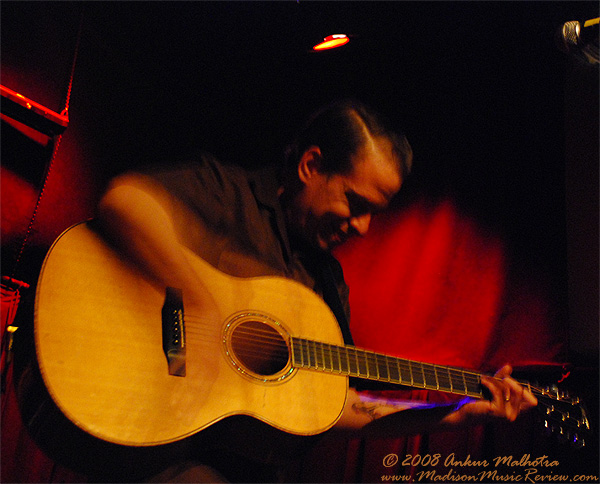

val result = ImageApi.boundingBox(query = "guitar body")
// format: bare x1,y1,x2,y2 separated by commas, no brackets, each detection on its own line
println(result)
35,222,347,447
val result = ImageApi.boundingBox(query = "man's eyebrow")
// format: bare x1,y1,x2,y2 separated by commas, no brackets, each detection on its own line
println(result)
347,190,388,213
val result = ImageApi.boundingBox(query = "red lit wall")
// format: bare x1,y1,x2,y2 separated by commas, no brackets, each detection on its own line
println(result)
298,198,575,483
1,5,102,482
1,4,101,284
335,198,567,371
1,2,597,482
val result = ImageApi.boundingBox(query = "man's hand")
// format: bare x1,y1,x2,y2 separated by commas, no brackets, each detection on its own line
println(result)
97,176,221,322
335,364,538,437
448,364,538,426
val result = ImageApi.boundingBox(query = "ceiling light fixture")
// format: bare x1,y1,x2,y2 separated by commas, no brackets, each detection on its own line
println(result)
312,34,350,51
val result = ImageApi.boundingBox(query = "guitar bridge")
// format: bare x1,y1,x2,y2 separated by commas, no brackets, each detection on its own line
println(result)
161,287,186,377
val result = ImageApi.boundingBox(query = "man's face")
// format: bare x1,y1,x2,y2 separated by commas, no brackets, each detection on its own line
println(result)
295,136,403,251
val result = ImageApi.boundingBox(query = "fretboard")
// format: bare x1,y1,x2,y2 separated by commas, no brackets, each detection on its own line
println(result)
290,337,484,398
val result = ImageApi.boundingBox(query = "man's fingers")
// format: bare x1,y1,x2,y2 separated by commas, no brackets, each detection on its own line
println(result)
493,364,513,379
480,375,507,415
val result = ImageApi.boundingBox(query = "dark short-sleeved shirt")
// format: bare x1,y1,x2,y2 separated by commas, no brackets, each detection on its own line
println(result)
20,153,352,483
138,152,351,326
135,154,354,479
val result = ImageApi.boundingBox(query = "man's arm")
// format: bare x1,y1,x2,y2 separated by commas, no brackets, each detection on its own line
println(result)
97,175,537,439
334,364,538,437
96,174,218,316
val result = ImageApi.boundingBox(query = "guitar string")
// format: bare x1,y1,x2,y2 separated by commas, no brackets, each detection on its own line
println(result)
186,322,486,389
183,317,472,381
185,332,506,394
178,345,570,410
225,328,463,389
221,325,480,385
232,332,484,392
184,337,549,399
234,329,482,384
186,318,585,425
192,330,549,400
183,318,550,398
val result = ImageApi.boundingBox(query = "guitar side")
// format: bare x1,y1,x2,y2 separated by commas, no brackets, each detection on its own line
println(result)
34,222,348,446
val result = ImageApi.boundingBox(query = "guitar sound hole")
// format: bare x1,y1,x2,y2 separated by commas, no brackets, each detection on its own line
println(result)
230,321,289,376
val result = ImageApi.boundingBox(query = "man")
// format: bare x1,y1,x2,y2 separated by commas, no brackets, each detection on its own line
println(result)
97,99,537,481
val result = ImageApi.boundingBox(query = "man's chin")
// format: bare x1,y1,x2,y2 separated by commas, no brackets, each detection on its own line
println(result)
318,236,346,252
314,236,334,252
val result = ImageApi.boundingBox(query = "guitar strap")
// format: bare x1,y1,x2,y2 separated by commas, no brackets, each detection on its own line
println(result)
320,260,355,346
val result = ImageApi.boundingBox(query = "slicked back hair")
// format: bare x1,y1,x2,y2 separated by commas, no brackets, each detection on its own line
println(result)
284,99,413,180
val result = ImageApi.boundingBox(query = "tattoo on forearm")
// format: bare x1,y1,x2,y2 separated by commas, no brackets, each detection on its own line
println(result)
352,402,383,421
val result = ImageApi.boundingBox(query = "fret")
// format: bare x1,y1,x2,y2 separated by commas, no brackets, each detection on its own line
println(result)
306,340,314,368
436,366,452,392
388,356,400,383
365,351,378,379
323,343,333,371
290,338,485,399
375,355,390,381
331,344,342,372
412,361,425,388
450,368,468,395
322,342,330,371
294,338,306,368
298,339,306,367
317,341,325,369
457,368,469,395
303,340,310,367
465,372,483,397
422,362,438,389
378,355,391,382
315,341,324,369
345,347,358,376
324,344,331,370
339,346,349,373
356,348,368,377
303,339,310,367
345,348,355,375
307,340,314,368
398,360,413,386
344,348,351,374
291,338,301,367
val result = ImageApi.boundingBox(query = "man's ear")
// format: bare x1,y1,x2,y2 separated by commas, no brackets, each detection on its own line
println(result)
297,146,323,184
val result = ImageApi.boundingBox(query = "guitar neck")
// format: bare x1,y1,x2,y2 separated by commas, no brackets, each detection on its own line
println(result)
291,337,485,398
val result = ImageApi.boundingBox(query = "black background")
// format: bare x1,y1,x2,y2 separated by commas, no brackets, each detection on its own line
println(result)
2,0,598,365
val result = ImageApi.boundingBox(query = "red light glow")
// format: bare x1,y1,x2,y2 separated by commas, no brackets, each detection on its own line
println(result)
313,34,350,51
334,197,566,370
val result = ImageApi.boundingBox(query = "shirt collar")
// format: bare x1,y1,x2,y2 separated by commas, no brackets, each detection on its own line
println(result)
248,164,294,265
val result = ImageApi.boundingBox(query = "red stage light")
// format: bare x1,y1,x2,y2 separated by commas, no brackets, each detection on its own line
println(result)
313,34,350,51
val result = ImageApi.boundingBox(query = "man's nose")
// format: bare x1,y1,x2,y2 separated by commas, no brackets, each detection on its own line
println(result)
349,213,371,236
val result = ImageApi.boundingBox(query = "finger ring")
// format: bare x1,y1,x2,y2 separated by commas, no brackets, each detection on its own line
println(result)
505,395,510,402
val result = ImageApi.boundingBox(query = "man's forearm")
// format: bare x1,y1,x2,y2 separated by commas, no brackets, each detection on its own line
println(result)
333,388,459,438
96,175,217,313
333,365,537,439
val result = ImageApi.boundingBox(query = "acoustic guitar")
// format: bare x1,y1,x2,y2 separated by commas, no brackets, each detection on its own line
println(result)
34,222,590,448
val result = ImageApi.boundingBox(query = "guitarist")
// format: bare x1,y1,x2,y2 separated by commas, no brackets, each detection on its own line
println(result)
92,99,537,482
